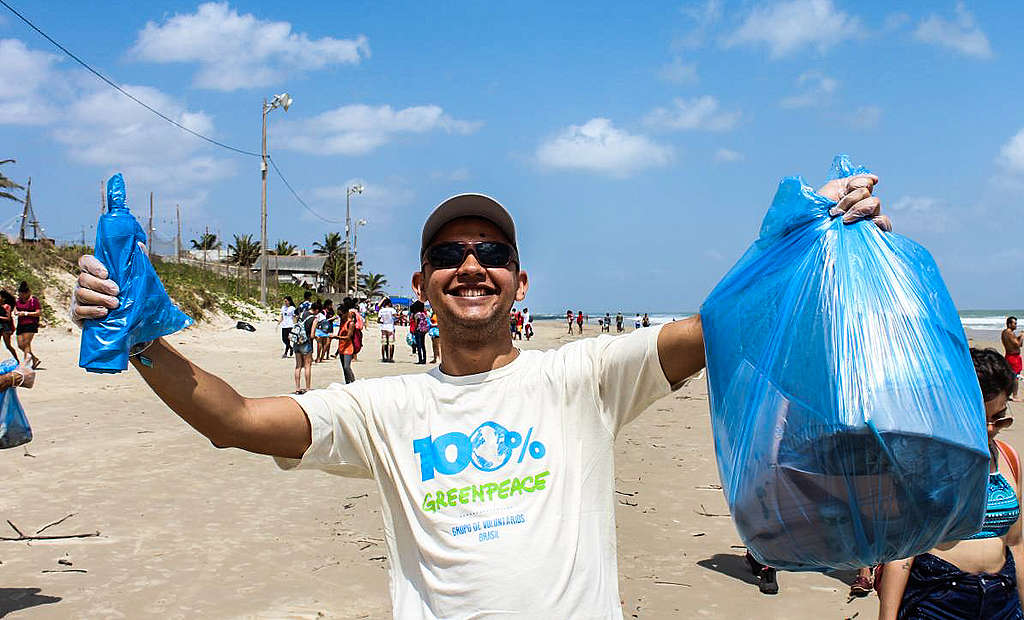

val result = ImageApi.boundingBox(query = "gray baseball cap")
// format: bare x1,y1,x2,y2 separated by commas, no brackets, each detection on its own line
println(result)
420,193,517,259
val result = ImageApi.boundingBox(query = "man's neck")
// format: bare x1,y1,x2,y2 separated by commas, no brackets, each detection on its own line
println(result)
438,336,519,376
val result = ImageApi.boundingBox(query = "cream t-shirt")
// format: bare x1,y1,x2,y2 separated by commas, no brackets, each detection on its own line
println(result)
276,326,673,619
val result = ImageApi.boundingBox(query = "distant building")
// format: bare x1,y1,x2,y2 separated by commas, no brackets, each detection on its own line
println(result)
251,254,328,289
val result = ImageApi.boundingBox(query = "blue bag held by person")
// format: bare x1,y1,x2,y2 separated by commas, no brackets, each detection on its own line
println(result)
0,357,31,449
700,155,988,571
78,174,193,373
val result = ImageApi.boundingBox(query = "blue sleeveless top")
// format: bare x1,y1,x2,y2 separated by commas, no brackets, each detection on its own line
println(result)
965,471,1020,540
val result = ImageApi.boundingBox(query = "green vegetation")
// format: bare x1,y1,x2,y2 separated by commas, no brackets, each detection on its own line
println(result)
0,237,309,325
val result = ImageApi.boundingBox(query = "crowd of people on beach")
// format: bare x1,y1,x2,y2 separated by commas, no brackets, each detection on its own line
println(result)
565,309,651,335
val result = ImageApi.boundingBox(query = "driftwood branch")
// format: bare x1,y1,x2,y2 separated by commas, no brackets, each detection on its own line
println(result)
35,513,77,535
694,504,730,517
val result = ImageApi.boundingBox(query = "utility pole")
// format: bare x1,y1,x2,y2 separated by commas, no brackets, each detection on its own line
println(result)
260,98,269,305
148,192,154,251
176,204,182,262
81,226,86,246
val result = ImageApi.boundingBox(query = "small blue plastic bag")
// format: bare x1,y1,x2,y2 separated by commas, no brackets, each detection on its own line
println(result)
1,358,31,449
700,156,988,570
78,174,192,373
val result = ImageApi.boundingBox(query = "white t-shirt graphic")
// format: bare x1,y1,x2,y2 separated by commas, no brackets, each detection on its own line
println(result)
280,305,296,329
378,307,396,331
277,326,673,619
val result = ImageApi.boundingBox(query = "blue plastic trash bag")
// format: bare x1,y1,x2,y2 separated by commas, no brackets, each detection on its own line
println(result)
1,357,32,449
700,155,988,571
78,174,192,373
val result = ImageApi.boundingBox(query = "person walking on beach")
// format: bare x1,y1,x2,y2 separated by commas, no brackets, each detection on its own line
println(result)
576,310,584,334
522,307,533,340
290,301,317,394
334,308,358,384
429,310,441,364
642,313,650,328
565,309,573,334
298,290,312,315
377,298,396,362
604,312,611,333
72,176,888,618
14,281,41,369
0,290,18,361
877,348,1022,619
616,312,624,333
410,300,429,364
279,296,295,358
1004,316,1022,399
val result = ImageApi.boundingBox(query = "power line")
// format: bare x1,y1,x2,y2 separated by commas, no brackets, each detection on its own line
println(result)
267,156,345,224
0,0,260,158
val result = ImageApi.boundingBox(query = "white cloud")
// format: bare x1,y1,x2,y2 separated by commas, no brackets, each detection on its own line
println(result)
883,12,911,32
644,96,739,131
914,2,992,59
431,168,471,182
310,178,414,225
52,85,235,195
779,71,837,108
536,118,672,176
891,196,939,212
131,2,370,91
0,39,64,125
725,0,861,58
849,105,882,129
714,148,743,163
998,129,1024,173
674,0,723,50
279,104,482,156
658,56,699,84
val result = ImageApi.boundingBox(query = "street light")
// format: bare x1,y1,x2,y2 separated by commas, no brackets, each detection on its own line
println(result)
259,92,292,306
353,218,367,299
344,183,364,295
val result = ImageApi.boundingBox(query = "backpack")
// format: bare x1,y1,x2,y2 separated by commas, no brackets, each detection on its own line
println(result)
353,326,363,354
289,315,310,347
416,312,430,334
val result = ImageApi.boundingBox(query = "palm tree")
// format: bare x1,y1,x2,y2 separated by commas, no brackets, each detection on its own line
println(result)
360,272,388,299
190,232,221,250
0,159,24,205
313,232,360,292
272,240,297,256
312,232,343,258
227,233,261,267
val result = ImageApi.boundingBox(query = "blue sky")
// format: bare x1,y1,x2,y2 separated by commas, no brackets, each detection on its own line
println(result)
2,0,1023,312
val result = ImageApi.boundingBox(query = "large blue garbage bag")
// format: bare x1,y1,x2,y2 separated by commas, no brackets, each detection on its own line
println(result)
700,155,988,570
1,357,31,449
78,174,192,373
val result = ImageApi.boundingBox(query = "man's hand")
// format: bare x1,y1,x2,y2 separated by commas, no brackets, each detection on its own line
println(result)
817,174,892,232
71,255,120,326
13,363,35,389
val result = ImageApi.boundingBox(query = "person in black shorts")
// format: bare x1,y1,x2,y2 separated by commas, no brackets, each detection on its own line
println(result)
14,281,42,369
0,289,18,361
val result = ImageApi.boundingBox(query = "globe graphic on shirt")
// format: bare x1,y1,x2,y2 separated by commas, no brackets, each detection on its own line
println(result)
469,421,515,471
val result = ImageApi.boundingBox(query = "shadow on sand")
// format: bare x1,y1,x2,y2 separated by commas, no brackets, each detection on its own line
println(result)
697,553,863,590
0,588,61,618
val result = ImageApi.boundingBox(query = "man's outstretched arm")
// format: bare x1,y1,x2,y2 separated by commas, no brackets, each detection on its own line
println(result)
75,256,312,459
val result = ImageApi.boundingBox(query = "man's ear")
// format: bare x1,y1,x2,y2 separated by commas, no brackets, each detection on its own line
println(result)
412,271,427,301
515,269,529,302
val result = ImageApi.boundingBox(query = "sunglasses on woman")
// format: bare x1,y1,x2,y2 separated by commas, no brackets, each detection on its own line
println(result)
423,241,518,269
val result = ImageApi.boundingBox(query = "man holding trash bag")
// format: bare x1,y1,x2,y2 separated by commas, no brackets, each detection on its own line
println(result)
72,175,887,618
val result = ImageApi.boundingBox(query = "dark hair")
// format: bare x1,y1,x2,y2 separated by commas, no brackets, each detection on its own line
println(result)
324,299,333,310
410,300,425,314
971,348,1016,401
381,298,392,307
0,289,14,306
284,296,294,306
1009,316,1018,327
17,281,29,294
303,291,312,300
312,300,322,312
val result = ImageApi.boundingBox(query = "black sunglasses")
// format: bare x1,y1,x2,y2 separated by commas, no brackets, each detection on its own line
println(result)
423,241,518,269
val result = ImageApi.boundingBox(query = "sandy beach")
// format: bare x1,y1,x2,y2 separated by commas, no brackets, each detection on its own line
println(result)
1,317,1017,619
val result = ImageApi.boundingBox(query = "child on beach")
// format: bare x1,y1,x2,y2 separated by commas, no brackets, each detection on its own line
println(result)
0,290,18,361
14,281,41,369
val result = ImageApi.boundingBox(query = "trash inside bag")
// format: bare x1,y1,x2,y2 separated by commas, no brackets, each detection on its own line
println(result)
700,155,988,571
78,174,193,373
235,321,256,332
1,359,31,449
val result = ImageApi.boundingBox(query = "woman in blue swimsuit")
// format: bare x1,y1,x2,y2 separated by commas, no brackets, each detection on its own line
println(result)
879,348,1023,619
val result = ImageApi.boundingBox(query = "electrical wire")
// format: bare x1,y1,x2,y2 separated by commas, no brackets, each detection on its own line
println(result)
0,0,261,158
267,156,345,224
